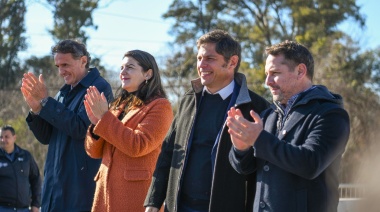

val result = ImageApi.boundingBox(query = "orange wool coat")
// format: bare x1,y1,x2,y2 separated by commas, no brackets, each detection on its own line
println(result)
85,98,173,212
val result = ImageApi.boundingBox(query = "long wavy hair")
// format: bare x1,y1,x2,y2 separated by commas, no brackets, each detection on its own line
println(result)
110,50,167,113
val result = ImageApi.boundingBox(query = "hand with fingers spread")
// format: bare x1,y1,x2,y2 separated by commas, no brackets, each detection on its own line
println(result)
226,107,263,151
20,72,49,113
84,86,109,125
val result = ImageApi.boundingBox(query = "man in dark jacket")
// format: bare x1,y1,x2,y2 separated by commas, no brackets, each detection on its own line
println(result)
227,41,350,212
144,30,269,212
0,125,41,212
20,40,113,212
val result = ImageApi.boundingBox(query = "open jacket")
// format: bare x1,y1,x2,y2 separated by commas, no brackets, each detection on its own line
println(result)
0,145,41,209
229,85,350,212
26,68,113,212
145,73,269,212
85,98,173,212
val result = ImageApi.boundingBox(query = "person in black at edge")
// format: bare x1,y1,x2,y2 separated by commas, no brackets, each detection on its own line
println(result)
0,125,41,212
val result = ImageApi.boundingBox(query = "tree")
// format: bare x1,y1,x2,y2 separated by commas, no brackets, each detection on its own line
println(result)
162,0,365,93
0,0,27,89
160,0,227,104
47,0,99,43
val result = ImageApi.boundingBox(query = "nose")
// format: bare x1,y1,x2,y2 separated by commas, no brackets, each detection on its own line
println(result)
120,67,127,74
58,67,65,75
197,58,207,69
265,75,273,86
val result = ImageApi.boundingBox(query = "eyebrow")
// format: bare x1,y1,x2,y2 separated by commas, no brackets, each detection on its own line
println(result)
198,53,216,58
125,63,136,67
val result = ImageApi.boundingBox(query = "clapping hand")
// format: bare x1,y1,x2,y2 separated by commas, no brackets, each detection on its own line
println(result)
20,72,48,113
84,86,109,125
226,107,263,151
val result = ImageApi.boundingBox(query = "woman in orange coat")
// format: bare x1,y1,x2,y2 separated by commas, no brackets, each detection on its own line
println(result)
84,50,173,212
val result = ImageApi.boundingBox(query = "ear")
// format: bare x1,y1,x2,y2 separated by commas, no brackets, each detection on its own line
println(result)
296,63,307,79
80,56,87,68
145,69,153,80
229,55,239,70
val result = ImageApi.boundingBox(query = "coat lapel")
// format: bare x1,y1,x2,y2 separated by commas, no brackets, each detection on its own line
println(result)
123,107,142,122
277,105,316,140
111,102,144,123
264,112,278,135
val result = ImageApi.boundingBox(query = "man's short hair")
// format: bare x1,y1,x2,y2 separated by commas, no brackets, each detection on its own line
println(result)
51,39,91,68
265,40,314,80
197,29,241,73
1,125,15,135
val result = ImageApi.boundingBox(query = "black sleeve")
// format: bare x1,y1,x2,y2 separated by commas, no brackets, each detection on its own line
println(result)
28,152,42,208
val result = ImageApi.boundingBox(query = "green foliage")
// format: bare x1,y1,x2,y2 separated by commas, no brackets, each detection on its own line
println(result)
0,0,27,89
47,0,99,43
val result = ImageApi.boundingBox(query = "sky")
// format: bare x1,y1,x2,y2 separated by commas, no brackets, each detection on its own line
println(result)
19,0,380,72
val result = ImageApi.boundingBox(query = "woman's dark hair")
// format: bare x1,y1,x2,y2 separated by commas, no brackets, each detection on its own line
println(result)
51,39,91,69
110,50,167,111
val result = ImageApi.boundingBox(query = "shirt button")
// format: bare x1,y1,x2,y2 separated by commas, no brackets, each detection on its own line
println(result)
263,165,270,171
259,201,266,208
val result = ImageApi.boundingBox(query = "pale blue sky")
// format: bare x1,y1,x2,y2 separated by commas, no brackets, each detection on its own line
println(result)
19,0,380,71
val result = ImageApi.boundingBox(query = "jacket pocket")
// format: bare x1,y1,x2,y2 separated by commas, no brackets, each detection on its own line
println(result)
124,169,151,181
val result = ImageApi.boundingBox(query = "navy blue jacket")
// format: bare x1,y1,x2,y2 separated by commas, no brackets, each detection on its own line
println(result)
0,145,41,209
230,85,350,212
26,68,113,212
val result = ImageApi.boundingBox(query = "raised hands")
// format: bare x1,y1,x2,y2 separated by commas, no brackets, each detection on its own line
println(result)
226,107,263,151
20,72,49,113
84,86,109,125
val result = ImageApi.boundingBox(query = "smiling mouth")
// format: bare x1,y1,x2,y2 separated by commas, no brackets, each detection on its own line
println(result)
201,71,212,76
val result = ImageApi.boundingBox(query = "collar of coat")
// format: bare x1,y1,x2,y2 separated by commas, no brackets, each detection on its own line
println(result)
190,72,251,106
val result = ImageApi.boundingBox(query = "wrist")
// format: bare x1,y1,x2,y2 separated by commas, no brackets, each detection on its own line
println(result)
30,109,41,115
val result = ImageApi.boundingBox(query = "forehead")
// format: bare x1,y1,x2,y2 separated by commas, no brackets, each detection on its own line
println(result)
265,54,288,70
54,53,75,63
197,43,218,55
122,56,139,65
0,130,12,136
